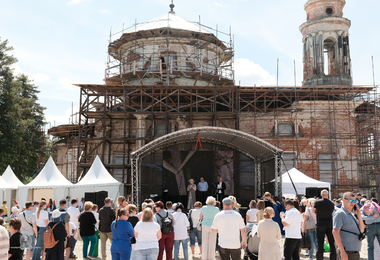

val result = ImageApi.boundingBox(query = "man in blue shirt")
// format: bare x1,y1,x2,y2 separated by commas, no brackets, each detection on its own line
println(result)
197,177,208,205
333,192,365,260
360,199,380,260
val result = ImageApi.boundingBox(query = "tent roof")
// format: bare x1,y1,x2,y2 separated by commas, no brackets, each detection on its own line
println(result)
282,168,331,187
75,155,121,187
127,12,209,34
25,157,73,188
0,175,17,190
2,165,24,187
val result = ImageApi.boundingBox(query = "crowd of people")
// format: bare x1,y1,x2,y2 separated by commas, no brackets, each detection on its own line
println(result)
0,188,379,260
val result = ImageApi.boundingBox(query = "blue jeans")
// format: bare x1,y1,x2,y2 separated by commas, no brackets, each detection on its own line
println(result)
131,248,159,260
82,235,97,258
111,250,132,260
307,228,317,259
32,227,46,260
174,239,188,260
189,229,202,246
367,222,380,260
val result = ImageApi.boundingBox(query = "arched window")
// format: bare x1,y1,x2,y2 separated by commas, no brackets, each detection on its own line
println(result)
323,38,336,75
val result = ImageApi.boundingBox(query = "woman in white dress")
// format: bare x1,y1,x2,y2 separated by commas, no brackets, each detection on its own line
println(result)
246,200,257,233
257,207,281,260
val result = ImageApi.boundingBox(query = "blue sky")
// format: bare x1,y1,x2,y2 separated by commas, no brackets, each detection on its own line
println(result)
1,0,379,127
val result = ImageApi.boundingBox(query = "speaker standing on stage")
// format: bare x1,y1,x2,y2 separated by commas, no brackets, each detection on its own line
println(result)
187,179,197,210
197,177,208,205
216,177,226,203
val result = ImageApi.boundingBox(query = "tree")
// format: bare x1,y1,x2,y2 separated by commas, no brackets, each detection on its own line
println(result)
0,39,46,182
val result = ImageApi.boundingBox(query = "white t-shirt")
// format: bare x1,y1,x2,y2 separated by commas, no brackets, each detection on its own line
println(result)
190,209,201,227
211,210,245,249
246,209,258,223
283,208,302,239
173,212,190,240
134,221,161,250
92,211,99,229
69,222,77,236
67,206,80,228
36,210,49,227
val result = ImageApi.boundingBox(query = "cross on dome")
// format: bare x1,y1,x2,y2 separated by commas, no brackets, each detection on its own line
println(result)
169,0,175,13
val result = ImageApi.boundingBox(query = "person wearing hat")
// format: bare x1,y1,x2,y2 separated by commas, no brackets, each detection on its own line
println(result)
187,179,197,210
45,209,67,260
211,197,246,260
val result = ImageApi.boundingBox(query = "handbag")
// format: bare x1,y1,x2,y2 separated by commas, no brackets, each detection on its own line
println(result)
74,227,82,241
305,209,316,230
300,232,311,250
196,219,202,231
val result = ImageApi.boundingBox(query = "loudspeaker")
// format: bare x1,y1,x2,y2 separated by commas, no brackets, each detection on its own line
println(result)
95,191,108,210
306,187,329,198
85,192,96,204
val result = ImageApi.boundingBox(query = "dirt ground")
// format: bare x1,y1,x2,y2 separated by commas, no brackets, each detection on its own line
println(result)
71,236,373,260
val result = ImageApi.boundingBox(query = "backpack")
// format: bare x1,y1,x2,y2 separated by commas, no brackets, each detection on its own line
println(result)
157,212,174,234
44,222,59,249
188,210,193,232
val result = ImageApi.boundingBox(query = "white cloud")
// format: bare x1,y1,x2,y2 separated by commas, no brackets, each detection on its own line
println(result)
68,0,89,5
45,107,78,126
234,58,276,86
12,64,50,83
100,9,110,13
214,2,223,7
59,77,81,91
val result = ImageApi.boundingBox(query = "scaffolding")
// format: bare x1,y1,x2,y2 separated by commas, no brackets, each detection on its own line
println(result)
46,83,380,200
105,15,234,86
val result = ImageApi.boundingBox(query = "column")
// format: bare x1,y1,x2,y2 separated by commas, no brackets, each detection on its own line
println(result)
255,161,261,198
134,114,148,149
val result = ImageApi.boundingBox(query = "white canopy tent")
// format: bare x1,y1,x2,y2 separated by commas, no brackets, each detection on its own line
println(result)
71,155,123,204
274,167,331,196
1,166,24,211
0,174,17,216
19,157,73,207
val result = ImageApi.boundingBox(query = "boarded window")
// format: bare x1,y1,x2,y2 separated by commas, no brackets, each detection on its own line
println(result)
319,154,334,184
278,123,294,136
281,152,296,173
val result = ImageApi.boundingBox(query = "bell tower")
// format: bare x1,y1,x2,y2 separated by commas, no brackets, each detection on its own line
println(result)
300,0,352,86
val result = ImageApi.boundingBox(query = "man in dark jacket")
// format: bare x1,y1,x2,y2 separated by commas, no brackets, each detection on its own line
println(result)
216,177,226,203
98,198,115,260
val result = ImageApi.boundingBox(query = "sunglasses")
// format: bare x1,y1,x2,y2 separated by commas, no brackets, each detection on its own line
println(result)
344,198,357,203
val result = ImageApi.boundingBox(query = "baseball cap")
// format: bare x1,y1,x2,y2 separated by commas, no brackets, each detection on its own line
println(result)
222,197,232,205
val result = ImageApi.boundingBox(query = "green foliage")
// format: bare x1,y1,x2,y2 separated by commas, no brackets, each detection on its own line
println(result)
0,39,46,182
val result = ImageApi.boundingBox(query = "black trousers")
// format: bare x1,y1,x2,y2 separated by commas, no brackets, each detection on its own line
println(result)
219,246,241,260
316,221,336,260
284,238,301,260
216,193,224,203
199,191,207,205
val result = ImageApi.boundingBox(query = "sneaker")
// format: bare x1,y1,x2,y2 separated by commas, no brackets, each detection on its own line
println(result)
87,257,96,260
69,255,77,259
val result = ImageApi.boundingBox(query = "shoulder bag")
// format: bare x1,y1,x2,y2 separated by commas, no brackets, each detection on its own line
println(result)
341,213,366,241
305,209,316,230
196,216,202,231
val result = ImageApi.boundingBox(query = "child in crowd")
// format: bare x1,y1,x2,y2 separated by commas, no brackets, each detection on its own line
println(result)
66,222,77,260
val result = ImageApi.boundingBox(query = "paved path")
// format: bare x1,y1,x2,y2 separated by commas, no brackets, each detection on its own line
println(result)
72,237,373,260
